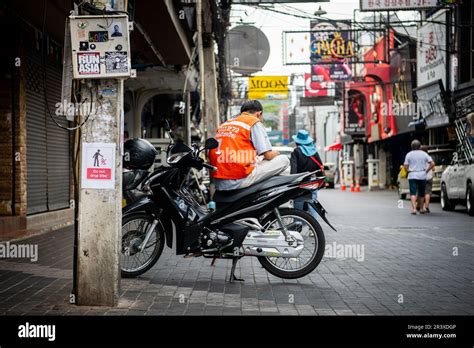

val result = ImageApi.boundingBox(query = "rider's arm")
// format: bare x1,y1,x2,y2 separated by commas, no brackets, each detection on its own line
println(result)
262,150,280,161
250,122,279,161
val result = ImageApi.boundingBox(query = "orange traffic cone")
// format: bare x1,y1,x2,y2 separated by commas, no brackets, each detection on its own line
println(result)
350,182,355,192
355,181,361,192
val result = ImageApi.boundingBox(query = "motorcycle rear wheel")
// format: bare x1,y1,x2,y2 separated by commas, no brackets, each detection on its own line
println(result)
121,213,165,278
258,208,325,279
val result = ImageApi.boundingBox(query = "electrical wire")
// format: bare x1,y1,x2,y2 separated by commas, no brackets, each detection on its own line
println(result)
41,0,94,131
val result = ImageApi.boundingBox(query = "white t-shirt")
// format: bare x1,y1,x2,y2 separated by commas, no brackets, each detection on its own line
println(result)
404,150,433,180
426,163,434,181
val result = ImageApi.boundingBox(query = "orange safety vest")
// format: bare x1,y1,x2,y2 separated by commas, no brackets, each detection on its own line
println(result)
209,113,260,180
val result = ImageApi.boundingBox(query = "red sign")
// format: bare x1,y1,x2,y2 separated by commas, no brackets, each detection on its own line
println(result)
305,73,335,97
87,168,112,180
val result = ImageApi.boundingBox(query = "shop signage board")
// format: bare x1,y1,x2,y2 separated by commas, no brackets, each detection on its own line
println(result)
248,76,288,100
360,0,439,11
416,10,447,89
414,79,449,128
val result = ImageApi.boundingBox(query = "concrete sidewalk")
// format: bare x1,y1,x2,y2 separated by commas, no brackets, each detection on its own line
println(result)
0,189,473,315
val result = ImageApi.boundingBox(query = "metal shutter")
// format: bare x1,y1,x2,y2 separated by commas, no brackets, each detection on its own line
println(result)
45,57,70,211
25,48,70,215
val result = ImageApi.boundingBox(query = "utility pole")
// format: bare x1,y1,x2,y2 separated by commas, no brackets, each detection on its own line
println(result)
73,0,128,306
197,0,206,138
76,80,123,306
197,0,220,139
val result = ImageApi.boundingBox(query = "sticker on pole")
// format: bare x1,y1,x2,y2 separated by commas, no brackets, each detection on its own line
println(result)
81,142,116,189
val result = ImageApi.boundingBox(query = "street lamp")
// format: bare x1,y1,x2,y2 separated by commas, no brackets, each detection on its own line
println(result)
314,6,327,16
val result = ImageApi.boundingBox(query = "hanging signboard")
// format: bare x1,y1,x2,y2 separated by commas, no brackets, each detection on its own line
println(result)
284,32,311,65
248,76,288,100
81,142,116,189
310,20,353,82
345,91,367,135
360,0,439,11
414,79,449,128
417,10,447,88
233,0,329,2
283,28,386,65
305,73,335,97
310,31,357,64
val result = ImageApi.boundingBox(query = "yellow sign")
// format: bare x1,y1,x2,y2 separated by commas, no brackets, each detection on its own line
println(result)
248,76,288,100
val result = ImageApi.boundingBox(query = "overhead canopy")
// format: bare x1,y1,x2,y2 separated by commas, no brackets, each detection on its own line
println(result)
325,143,342,152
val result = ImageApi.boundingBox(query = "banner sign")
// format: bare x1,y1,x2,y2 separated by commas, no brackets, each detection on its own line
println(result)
283,27,386,65
310,20,354,83
345,92,367,135
310,22,357,64
248,76,288,100
360,0,439,11
417,10,447,89
305,73,335,97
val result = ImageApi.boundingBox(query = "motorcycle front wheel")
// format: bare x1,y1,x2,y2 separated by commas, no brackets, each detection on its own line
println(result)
258,208,325,279
121,213,165,278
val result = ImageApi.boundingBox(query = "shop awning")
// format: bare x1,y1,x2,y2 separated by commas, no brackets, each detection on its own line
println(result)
325,143,342,151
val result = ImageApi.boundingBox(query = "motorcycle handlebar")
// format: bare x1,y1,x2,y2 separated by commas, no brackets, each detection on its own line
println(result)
203,163,218,171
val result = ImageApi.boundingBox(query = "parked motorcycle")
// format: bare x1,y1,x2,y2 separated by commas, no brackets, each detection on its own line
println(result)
120,128,336,281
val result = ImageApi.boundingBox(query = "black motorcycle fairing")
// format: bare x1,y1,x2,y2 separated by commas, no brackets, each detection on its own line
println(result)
122,196,174,248
219,222,250,250
305,200,337,232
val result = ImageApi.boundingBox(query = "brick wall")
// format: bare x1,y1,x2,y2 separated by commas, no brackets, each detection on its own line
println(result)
0,66,13,215
0,11,27,217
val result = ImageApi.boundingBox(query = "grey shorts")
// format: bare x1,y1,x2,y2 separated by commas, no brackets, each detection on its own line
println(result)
425,179,433,194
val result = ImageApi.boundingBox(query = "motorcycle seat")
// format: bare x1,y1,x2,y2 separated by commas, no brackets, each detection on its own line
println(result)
213,172,309,203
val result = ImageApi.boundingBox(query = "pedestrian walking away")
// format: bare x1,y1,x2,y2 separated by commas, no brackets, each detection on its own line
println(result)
404,140,435,215
421,145,435,213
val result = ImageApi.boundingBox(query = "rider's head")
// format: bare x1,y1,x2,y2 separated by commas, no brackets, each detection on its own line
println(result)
241,100,263,121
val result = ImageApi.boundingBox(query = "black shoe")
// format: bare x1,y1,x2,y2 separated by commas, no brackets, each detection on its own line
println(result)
426,208,430,213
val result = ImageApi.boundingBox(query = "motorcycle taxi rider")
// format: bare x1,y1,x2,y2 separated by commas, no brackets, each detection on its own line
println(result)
209,100,290,191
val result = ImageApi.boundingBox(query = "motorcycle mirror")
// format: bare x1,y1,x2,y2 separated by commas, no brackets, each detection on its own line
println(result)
164,119,171,131
204,138,219,150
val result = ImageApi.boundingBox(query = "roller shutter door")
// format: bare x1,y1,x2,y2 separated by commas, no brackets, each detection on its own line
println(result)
25,48,70,215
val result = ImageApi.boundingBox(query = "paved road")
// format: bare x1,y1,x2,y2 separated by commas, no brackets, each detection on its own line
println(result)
0,189,473,315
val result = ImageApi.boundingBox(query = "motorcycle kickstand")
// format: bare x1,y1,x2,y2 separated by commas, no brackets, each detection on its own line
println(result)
211,256,217,266
228,257,244,283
